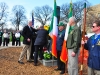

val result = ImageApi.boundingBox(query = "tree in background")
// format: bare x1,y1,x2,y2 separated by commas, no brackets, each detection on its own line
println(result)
0,2,8,31
11,5,27,30
60,1,91,23
34,5,53,25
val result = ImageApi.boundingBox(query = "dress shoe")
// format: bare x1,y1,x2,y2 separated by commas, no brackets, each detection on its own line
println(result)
60,71,65,74
18,61,24,64
34,63,37,66
54,68,61,71
27,60,34,62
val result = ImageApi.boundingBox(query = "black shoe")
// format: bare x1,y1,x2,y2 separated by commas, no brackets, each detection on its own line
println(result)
18,61,24,64
60,71,65,74
34,63,37,66
54,68,61,71
27,59,34,62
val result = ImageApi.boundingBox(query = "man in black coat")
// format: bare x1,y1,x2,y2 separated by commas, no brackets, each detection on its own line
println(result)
18,20,37,64
0,30,3,46
34,25,49,66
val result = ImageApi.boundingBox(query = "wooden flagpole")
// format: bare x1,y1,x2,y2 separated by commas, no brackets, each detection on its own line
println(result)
80,2,86,75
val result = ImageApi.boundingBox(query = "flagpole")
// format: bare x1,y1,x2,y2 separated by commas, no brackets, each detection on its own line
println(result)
80,2,86,75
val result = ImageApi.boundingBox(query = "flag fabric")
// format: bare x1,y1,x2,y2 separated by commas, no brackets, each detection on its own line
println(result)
32,12,34,26
50,0,58,57
49,12,54,38
60,2,73,63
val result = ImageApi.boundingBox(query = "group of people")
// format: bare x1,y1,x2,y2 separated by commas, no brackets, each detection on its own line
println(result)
17,16,100,75
0,30,21,47
18,20,49,67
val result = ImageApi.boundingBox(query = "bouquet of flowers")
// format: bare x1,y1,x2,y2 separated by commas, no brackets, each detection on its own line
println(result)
43,51,52,60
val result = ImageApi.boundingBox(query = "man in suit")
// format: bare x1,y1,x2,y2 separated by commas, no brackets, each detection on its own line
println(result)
33,25,49,66
18,20,37,64
67,17,81,75
11,31,16,46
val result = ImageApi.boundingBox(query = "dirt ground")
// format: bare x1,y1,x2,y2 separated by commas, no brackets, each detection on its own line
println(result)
0,47,88,75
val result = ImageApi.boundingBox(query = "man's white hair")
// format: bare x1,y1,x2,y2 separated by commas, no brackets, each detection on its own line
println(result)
69,16,76,22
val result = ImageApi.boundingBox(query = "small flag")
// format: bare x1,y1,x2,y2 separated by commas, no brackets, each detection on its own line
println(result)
32,11,34,26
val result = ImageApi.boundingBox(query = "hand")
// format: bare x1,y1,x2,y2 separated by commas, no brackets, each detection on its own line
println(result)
27,38,30,42
81,40,87,44
71,52,76,57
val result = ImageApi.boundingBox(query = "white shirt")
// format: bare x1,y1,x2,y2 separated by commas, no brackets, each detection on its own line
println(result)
15,32,20,38
3,33,8,38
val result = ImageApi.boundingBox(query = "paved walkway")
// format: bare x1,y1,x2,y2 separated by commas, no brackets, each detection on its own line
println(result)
0,42,23,50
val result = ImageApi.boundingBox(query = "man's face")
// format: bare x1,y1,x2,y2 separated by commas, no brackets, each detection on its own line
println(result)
58,26,64,31
28,21,32,26
92,23,100,32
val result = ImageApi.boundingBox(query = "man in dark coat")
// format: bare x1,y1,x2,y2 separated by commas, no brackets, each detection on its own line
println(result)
33,25,49,66
11,31,16,46
0,30,3,46
18,20,37,64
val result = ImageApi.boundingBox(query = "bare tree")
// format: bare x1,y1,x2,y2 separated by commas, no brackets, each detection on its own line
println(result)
11,5,27,30
34,5,53,25
60,3,69,22
60,1,91,23
0,2,8,31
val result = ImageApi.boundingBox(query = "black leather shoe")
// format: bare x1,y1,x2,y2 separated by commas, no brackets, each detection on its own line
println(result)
54,68,61,71
34,63,37,66
18,61,24,64
60,71,65,74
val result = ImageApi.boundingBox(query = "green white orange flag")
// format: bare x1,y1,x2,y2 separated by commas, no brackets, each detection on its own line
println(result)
51,0,58,57
60,1,73,63
49,12,54,38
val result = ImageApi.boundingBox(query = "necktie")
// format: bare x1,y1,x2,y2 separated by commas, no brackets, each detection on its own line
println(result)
29,27,32,31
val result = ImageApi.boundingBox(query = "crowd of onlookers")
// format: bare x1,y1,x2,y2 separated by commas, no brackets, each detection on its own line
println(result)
0,29,21,47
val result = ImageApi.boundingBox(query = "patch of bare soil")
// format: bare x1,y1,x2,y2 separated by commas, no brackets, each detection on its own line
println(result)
0,47,87,75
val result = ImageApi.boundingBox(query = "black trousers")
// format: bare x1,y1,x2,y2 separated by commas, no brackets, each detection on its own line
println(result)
3,38,8,46
12,39,16,46
16,38,20,46
57,51,65,72
0,37,2,46
34,45,44,64
30,39,35,59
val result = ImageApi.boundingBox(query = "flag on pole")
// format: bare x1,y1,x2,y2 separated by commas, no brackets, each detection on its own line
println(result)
60,1,73,63
49,12,54,38
32,11,34,26
49,0,58,57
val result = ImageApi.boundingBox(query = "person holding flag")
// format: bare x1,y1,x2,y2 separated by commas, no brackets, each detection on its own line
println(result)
67,17,81,75
81,20,100,75
54,22,65,74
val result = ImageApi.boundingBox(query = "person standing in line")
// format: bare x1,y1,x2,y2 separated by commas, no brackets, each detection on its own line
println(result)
18,20,37,64
67,17,81,75
15,30,21,46
0,30,3,46
54,22,66,74
11,31,16,46
3,30,9,46
33,25,48,66
82,20,100,75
